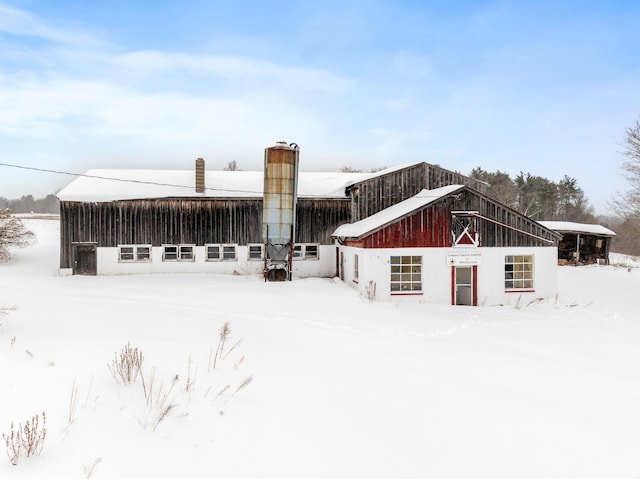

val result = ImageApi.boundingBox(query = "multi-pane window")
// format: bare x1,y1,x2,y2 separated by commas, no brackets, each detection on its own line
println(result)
163,245,178,261
248,244,264,261
206,244,237,261
354,254,359,282
390,256,422,293
292,244,320,260
162,245,194,262
505,255,534,290
222,245,237,261
179,245,195,261
305,245,318,259
206,245,221,261
118,245,152,263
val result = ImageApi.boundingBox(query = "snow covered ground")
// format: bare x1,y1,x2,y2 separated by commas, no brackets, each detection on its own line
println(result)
1,218,640,479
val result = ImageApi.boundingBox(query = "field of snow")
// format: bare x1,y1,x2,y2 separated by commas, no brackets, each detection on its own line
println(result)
1,218,640,479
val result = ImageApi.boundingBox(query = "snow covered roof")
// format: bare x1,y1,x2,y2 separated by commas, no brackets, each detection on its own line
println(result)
332,185,465,239
538,221,616,237
57,169,375,202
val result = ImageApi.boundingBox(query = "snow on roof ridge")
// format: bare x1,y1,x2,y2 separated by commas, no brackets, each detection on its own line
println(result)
56,168,373,202
538,221,616,236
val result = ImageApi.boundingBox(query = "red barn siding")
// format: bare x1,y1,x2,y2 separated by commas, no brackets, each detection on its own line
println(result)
343,204,452,248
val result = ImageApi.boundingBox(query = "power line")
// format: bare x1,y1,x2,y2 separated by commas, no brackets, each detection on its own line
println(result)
0,162,263,196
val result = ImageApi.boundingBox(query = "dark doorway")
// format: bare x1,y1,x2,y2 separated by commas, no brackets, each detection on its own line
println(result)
73,244,97,275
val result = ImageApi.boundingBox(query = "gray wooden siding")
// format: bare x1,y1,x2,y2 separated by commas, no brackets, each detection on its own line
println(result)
59,198,351,269
347,163,488,221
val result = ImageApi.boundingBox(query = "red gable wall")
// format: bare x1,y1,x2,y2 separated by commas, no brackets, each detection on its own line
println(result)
342,205,452,248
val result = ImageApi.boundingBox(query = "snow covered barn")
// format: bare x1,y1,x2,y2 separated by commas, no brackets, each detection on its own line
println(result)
538,221,616,265
56,143,487,279
332,186,561,306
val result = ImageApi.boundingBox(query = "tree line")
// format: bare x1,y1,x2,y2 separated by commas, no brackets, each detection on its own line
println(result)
0,194,59,214
468,169,595,223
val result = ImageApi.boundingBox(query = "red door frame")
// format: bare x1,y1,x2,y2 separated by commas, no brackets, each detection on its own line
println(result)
451,265,478,306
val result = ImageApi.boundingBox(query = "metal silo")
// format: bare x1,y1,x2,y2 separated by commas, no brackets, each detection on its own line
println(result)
262,141,300,281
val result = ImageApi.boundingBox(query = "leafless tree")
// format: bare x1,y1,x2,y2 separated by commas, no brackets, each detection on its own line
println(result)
0,209,35,261
611,119,640,233
224,160,240,171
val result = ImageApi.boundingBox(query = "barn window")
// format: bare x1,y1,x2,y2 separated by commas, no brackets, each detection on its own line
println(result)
248,244,264,260
179,245,195,261
222,245,237,261
163,245,178,261
293,244,320,260
206,244,237,261
119,246,135,262
136,246,151,262
206,245,221,261
390,256,422,293
305,245,319,259
162,245,194,262
354,254,359,282
504,255,534,290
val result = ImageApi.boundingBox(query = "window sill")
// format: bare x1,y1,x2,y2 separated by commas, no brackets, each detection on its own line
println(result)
505,289,535,293
390,292,424,296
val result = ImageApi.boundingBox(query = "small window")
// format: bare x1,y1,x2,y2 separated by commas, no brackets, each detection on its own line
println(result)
179,245,195,261
248,244,263,261
118,245,151,263
206,245,221,261
292,244,320,260
163,245,178,261
222,245,237,261
390,255,422,293
305,244,319,259
119,246,135,262
136,246,151,262
354,254,359,282
505,255,534,290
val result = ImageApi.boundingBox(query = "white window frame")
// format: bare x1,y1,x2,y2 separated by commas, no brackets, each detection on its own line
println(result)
292,243,320,261
353,254,359,283
207,244,238,262
179,245,195,262
248,244,264,261
206,244,221,261
390,255,422,294
222,244,237,261
504,254,534,291
162,244,194,262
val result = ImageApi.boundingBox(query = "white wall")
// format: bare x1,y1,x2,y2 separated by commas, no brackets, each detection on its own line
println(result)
95,245,337,278
337,245,558,306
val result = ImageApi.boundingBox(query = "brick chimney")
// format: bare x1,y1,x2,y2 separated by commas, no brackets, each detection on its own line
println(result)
195,158,205,193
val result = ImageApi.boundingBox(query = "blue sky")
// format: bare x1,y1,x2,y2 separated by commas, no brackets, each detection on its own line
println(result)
1,0,639,214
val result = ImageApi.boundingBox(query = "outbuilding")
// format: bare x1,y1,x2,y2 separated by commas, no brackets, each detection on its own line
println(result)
332,186,560,306
538,221,616,265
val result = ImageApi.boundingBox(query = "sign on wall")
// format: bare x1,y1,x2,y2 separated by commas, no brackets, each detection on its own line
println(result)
446,251,484,266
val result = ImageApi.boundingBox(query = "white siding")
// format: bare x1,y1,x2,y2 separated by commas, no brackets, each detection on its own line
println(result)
96,245,337,278
337,245,558,305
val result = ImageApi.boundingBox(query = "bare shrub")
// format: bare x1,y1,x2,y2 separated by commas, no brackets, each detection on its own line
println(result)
364,280,377,302
233,375,253,396
2,412,47,465
211,322,231,370
82,457,103,479
108,343,144,384
140,370,179,431
0,209,36,261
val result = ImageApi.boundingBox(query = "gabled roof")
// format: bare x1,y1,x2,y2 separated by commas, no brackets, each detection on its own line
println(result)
332,185,465,239
57,169,376,202
538,221,616,237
